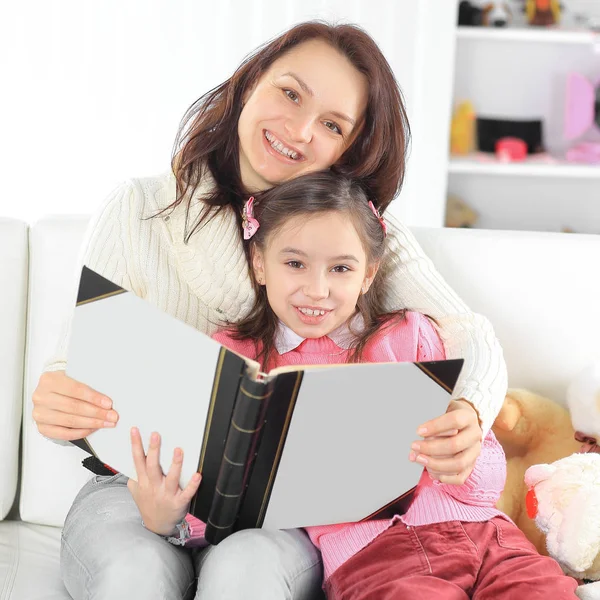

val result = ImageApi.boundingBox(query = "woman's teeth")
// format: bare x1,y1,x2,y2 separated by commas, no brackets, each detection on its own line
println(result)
298,308,326,316
265,131,299,160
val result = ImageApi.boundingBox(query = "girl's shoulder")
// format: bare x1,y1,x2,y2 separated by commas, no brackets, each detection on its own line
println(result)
211,329,259,361
368,311,444,362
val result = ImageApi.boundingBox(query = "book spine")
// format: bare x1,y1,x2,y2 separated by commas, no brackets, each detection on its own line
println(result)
204,372,272,544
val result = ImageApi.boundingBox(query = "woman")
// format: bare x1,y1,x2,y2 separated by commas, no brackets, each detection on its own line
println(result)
33,21,507,600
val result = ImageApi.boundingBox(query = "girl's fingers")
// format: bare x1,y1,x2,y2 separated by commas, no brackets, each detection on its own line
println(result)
145,432,164,486
417,442,481,478
165,447,184,496
130,427,148,484
179,472,203,505
413,425,480,459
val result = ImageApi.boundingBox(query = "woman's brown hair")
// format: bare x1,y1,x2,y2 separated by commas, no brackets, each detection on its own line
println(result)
169,20,410,241
231,171,406,369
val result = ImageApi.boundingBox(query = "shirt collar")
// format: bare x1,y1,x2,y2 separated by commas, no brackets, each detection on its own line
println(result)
273,313,365,354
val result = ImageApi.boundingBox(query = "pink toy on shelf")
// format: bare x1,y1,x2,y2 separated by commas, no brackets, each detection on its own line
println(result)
564,72,600,164
565,73,599,140
495,137,528,162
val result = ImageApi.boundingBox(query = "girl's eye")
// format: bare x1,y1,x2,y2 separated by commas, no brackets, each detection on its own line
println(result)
331,265,350,273
286,260,304,269
284,89,300,104
324,120,342,135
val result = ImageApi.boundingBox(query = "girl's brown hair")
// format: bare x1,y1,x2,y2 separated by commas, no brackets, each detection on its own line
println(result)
168,20,410,241
231,171,406,368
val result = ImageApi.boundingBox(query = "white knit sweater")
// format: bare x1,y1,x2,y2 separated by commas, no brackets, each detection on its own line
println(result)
45,171,507,436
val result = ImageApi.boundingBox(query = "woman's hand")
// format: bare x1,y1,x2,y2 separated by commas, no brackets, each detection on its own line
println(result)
32,370,118,440
409,399,482,485
127,427,202,536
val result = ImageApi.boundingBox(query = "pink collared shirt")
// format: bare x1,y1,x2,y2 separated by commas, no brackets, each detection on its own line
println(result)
186,311,507,581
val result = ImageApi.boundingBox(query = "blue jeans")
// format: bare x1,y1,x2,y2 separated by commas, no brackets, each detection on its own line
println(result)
60,474,324,600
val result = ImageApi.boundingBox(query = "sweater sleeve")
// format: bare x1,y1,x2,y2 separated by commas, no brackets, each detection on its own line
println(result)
383,214,507,437
42,180,146,444
432,430,507,506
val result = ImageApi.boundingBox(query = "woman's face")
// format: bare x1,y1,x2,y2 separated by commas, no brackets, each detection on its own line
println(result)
238,39,368,192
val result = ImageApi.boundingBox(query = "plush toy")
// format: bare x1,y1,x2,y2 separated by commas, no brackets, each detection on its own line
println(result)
525,454,600,599
493,388,580,554
523,362,600,599
525,0,561,26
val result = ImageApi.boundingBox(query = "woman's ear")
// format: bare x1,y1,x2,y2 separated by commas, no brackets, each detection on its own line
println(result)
251,246,266,286
361,263,380,294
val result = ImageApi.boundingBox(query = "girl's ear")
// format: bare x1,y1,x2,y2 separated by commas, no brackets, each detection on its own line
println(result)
251,246,266,286
361,263,380,294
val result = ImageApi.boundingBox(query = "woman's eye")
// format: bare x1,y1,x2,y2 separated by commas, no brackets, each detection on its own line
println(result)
331,265,350,273
286,260,304,269
284,89,300,104
324,120,342,135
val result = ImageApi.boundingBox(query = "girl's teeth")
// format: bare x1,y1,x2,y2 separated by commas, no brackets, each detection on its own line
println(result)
299,308,326,316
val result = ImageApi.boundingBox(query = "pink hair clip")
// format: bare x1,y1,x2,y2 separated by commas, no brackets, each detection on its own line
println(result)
368,201,387,237
242,196,260,240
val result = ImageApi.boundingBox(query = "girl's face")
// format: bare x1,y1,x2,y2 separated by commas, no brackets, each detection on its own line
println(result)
238,39,368,192
252,212,378,340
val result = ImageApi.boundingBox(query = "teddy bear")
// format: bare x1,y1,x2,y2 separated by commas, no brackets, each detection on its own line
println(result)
492,388,581,554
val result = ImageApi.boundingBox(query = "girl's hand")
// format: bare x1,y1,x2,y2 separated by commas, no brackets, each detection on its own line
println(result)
409,399,482,485
32,370,118,440
127,427,202,536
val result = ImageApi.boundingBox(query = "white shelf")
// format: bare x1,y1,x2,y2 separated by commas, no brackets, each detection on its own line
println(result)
448,155,600,179
456,25,600,45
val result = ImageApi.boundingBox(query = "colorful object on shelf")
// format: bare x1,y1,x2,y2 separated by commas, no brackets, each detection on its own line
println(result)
495,137,528,162
525,0,561,26
445,195,478,229
482,3,513,27
477,117,544,154
450,101,476,156
566,142,600,165
564,72,600,140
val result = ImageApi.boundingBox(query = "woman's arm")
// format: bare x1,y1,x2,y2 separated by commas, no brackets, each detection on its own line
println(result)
33,180,146,443
384,214,508,436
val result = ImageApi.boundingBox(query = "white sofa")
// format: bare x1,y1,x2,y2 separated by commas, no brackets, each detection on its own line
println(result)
1,215,600,599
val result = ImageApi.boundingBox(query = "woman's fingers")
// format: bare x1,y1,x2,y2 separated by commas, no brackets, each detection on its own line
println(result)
32,371,118,440
165,447,184,496
130,427,149,484
32,403,117,432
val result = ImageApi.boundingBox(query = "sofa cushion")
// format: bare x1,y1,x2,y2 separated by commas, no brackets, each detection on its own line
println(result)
413,227,600,406
0,521,69,599
20,217,93,527
0,219,28,520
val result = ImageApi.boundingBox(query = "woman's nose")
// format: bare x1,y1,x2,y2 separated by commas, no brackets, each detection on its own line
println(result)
285,115,313,144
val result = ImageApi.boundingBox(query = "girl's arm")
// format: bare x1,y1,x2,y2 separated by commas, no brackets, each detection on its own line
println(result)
384,214,508,437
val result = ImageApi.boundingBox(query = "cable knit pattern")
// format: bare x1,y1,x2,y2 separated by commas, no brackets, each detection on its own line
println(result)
44,171,507,436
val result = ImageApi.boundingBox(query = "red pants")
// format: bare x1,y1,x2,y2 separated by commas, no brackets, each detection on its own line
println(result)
326,518,579,600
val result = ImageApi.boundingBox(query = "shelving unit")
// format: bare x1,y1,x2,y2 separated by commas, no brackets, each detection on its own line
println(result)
446,13,600,234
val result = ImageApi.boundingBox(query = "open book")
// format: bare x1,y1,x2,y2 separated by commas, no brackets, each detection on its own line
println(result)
67,266,464,544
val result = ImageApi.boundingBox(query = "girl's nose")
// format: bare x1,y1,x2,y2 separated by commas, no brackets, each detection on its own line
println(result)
304,273,328,300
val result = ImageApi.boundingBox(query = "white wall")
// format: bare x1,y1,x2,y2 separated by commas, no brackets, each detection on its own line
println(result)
0,0,456,226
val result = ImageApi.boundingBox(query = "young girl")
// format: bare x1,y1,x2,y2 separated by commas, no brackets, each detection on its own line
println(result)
35,20,508,600
202,171,579,599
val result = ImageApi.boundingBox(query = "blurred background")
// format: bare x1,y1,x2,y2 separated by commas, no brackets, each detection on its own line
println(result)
1,0,599,232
